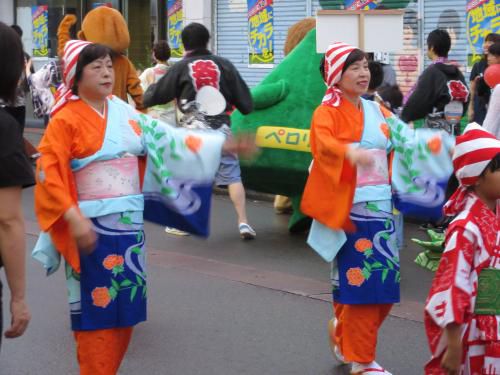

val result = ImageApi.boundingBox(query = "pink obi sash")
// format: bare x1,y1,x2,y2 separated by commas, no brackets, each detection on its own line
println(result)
73,157,141,201
356,149,389,188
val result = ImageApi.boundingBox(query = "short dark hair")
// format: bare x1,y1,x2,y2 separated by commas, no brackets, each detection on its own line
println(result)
342,49,368,74
488,42,500,57
485,33,500,44
10,24,23,37
427,29,451,58
377,85,403,112
368,61,384,90
480,153,500,177
181,22,210,51
153,40,171,61
0,22,24,103
72,43,113,95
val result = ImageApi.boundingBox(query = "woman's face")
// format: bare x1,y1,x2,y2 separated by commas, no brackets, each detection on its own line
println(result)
483,39,494,55
337,58,370,97
77,55,114,100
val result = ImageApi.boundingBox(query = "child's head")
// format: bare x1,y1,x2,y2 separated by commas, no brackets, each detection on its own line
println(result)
453,123,500,201
368,61,384,92
153,40,170,63
475,153,500,201
377,85,403,112
427,29,451,59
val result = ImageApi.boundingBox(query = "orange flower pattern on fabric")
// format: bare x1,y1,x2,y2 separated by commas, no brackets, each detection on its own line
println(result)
91,287,112,308
103,255,125,270
380,123,390,139
185,135,202,153
427,136,442,155
128,120,142,136
354,238,373,253
346,267,365,287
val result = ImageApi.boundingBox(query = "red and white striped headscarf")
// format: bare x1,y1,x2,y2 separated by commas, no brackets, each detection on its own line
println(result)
444,122,500,215
51,40,93,115
322,42,357,108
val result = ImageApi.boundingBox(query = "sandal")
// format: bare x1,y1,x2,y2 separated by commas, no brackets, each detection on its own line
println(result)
328,318,349,365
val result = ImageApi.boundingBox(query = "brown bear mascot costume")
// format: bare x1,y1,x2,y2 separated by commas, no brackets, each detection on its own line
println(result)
57,7,144,110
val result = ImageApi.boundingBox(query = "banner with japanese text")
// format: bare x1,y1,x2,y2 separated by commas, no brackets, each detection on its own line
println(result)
247,0,274,65
32,5,48,57
344,0,380,10
466,0,499,68
167,0,184,58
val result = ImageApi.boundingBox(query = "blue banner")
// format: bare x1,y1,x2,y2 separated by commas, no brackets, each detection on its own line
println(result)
167,0,184,58
247,0,274,65
466,0,500,68
32,5,48,57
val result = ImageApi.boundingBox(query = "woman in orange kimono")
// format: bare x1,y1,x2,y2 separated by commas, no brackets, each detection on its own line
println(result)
33,40,233,374
301,42,453,375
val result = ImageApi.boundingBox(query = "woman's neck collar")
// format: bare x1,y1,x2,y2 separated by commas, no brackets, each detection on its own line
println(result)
342,92,362,109
79,94,107,116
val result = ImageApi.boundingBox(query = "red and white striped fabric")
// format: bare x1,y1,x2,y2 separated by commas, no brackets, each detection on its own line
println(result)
51,40,93,115
322,42,357,108
453,122,500,187
444,123,500,216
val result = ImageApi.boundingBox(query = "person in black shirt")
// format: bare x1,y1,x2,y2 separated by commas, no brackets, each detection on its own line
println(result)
468,32,500,124
144,23,257,240
0,22,34,350
401,29,469,127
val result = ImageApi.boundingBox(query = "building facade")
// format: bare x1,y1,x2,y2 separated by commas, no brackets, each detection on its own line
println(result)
1,0,498,96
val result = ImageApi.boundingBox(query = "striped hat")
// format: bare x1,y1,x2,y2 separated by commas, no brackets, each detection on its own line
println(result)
452,122,500,186
322,42,357,107
51,40,93,115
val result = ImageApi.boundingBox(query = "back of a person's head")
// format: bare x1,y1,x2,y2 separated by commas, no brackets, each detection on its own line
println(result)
181,23,210,51
378,85,403,112
153,40,171,62
488,42,500,57
427,29,451,58
0,22,24,103
368,61,384,91
10,24,23,37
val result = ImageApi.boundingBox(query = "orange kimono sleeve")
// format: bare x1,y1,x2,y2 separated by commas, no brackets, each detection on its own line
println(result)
35,116,80,271
309,106,350,186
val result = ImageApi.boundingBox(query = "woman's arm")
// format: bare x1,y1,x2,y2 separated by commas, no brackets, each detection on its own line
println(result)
0,187,30,339
468,77,477,122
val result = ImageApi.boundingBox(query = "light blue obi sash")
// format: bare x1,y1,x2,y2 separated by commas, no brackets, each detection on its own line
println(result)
307,99,391,262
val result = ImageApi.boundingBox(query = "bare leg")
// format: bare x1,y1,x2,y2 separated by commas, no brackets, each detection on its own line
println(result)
227,181,248,224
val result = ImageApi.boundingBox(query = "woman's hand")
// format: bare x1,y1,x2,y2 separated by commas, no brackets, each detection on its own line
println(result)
4,297,30,339
346,147,373,168
441,323,462,375
441,342,462,374
222,133,258,159
64,207,97,255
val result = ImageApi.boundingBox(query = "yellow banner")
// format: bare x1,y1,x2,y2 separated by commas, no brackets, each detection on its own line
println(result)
256,126,311,152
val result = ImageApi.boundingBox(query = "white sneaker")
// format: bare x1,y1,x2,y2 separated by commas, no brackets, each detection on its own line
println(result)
238,223,256,240
351,361,392,374
164,227,190,236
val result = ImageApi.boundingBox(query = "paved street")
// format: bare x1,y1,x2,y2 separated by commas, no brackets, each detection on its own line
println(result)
0,130,433,374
